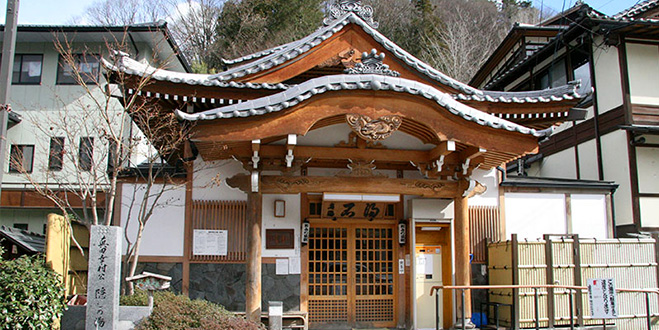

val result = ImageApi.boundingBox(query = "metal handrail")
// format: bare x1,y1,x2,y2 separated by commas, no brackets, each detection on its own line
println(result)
430,284,659,330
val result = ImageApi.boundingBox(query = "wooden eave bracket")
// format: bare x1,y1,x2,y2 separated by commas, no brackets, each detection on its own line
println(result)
286,134,297,168
429,141,456,172
251,140,261,169
460,147,486,176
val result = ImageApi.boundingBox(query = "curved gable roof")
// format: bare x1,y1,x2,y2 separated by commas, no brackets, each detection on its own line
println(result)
207,12,482,95
176,73,552,138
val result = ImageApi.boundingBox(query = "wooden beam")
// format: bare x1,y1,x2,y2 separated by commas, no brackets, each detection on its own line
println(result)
235,144,458,164
428,140,456,160
190,91,541,155
226,174,461,198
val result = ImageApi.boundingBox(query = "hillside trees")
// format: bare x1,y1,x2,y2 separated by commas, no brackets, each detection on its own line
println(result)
81,0,546,79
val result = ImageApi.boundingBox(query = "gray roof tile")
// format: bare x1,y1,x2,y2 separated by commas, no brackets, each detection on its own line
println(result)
176,74,554,137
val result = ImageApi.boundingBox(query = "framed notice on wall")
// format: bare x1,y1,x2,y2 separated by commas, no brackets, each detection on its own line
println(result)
193,230,228,256
266,229,295,249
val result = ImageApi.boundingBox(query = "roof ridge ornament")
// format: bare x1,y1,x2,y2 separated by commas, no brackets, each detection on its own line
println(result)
345,49,400,77
324,0,379,28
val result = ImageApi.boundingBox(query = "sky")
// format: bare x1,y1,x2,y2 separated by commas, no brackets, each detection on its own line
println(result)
0,0,645,25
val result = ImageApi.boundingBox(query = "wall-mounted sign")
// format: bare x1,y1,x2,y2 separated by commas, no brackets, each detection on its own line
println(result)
301,221,310,245
266,229,295,249
398,221,407,245
587,278,618,319
274,200,286,218
193,230,228,256
322,201,385,220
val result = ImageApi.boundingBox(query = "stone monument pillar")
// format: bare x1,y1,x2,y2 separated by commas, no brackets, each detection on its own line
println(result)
86,225,122,330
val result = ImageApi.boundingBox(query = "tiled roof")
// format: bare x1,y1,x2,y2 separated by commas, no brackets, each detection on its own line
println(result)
102,52,289,90
221,43,293,66
207,12,483,95
0,226,45,254
176,74,554,138
455,81,582,103
589,8,659,23
614,0,659,19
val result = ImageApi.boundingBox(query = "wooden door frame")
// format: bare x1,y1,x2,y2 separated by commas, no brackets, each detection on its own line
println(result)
304,218,400,328
412,220,454,330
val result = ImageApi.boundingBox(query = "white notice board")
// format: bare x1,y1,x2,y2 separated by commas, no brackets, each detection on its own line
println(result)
587,278,618,319
193,230,228,256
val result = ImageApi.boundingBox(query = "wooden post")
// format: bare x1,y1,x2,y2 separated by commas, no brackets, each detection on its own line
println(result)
182,160,193,296
544,234,555,328
572,234,583,327
454,193,472,325
246,191,263,322
512,234,520,330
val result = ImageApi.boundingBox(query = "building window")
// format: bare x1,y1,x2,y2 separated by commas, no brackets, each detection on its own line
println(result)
12,54,43,84
107,139,118,170
13,223,28,231
79,137,94,171
56,54,100,85
9,144,34,173
48,137,65,171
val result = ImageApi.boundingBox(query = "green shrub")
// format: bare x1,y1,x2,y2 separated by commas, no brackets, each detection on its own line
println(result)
0,254,66,329
136,291,264,330
120,289,149,306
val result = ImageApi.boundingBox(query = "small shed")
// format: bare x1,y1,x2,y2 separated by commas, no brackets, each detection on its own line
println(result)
0,225,45,259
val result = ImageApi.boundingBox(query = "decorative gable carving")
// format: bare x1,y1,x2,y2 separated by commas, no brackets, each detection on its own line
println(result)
346,113,402,141
324,0,379,28
345,49,400,77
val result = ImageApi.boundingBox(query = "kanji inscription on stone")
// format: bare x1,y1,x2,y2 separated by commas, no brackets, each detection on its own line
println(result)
86,225,122,330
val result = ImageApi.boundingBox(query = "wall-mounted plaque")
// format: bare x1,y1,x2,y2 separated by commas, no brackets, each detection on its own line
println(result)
274,200,286,217
266,229,295,249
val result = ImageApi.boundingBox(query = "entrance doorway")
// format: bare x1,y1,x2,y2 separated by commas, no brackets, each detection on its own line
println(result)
307,222,398,329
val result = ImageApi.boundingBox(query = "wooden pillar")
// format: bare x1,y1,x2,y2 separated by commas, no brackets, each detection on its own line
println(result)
454,193,472,322
182,156,194,296
246,191,263,322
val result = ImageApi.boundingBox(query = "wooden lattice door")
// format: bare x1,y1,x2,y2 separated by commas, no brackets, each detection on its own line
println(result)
308,223,397,329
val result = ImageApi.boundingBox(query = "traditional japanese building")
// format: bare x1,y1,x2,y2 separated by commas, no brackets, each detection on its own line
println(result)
471,0,659,238
107,1,588,329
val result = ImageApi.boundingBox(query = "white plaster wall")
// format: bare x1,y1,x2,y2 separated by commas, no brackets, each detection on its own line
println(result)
553,121,574,135
577,140,598,181
639,197,659,228
592,39,623,113
641,135,659,144
626,43,659,105
296,123,434,151
261,194,301,258
571,194,608,239
468,168,499,207
539,148,577,179
504,193,566,240
120,183,186,256
410,199,454,220
192,158,247,201
601,130,634,225
636,147,659,194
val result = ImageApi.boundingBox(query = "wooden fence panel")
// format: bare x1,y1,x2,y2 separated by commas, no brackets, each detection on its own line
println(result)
470,205,500,263
190,200,247,262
